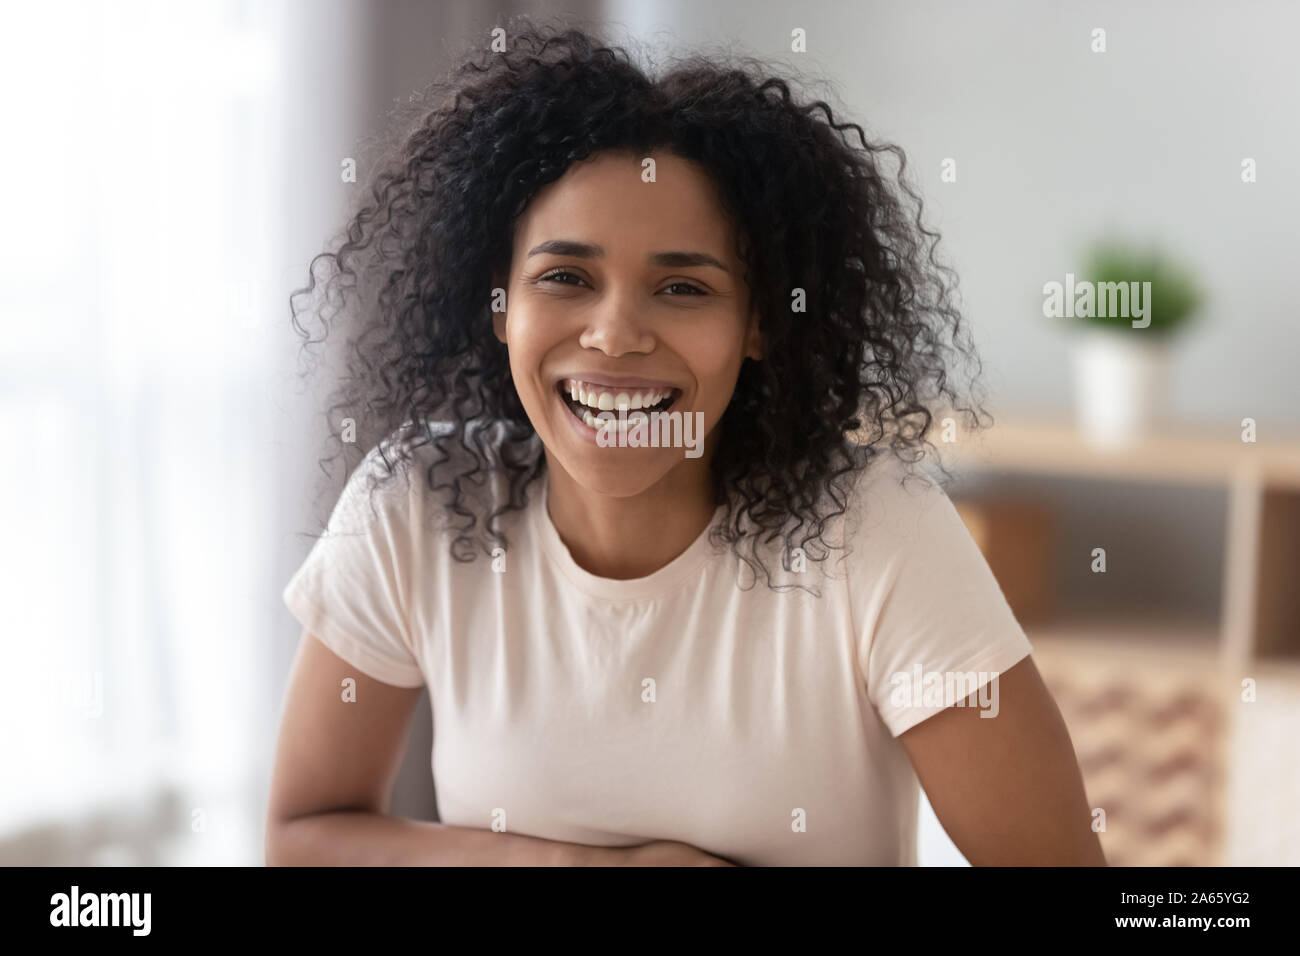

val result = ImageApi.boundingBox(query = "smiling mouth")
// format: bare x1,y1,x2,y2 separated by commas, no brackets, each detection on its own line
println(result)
555,379,681,428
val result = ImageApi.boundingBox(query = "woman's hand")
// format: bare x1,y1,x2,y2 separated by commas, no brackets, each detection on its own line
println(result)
612,839,737,866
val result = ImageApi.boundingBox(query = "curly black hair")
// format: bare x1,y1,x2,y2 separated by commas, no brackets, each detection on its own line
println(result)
290,18,990,591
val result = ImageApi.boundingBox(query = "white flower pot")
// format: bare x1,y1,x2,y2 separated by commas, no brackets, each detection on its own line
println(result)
1071,331,1171,448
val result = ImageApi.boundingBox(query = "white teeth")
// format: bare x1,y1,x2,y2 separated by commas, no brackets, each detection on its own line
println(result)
581,408,647,430
561,379,675,413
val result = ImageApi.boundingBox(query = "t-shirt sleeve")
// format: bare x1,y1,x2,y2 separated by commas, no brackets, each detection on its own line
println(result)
844,458,1034,737
281,447,426,688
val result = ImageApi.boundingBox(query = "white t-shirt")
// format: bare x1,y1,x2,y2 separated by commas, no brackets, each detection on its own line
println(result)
282,434,1033,865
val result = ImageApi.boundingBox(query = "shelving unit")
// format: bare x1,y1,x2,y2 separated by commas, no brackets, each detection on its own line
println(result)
933,416,1300,866
940,417,1300,663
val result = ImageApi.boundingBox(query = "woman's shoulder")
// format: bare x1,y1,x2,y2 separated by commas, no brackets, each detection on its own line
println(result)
368,419,542,541
847,445,944,503
832,444,957,557
320,420,541,571
735,445,947,586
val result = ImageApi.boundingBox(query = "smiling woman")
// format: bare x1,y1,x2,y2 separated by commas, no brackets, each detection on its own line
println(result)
267,20,1106,867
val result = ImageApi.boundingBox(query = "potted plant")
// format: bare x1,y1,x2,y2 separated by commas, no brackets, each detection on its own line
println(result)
1056,238,1204,447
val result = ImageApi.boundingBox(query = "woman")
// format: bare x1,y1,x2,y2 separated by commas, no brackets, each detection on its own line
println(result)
266,22,1105,866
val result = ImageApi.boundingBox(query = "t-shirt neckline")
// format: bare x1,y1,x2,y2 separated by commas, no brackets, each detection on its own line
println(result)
529,469,724,602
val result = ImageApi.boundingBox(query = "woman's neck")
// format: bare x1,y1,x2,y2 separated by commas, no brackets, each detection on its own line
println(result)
542,452,717,580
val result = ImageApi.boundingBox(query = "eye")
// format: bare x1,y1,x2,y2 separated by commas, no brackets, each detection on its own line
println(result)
539,269,588,287
661,281,706,296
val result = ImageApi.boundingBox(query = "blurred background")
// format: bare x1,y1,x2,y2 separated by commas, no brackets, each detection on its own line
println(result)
2,0,1296,866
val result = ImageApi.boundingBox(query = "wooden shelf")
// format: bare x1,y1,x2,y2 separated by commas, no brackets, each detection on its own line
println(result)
925,416,1300,489
1026,612,1222,666
937,416,1300,490
923,416,1300,662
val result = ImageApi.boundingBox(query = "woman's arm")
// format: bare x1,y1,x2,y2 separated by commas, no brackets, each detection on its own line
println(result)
898,655,1107,865
265,629,608,865
269,811,611,866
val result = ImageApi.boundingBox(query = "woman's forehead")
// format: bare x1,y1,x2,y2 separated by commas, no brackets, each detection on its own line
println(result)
513,151,737,262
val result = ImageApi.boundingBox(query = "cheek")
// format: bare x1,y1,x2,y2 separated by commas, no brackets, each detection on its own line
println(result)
502,306,552,381
667,320,751,389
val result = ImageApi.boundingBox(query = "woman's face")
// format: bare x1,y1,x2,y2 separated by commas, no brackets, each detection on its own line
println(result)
495,149,762,497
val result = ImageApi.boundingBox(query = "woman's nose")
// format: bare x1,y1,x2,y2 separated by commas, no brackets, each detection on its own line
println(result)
577,286,655,357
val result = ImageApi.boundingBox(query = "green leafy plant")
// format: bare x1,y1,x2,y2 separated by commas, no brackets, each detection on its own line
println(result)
1078,237,1204,334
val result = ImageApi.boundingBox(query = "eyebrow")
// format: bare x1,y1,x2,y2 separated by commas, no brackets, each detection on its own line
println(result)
526,239,729,273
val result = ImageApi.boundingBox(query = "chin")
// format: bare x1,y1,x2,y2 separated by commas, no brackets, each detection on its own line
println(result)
547,439,684,499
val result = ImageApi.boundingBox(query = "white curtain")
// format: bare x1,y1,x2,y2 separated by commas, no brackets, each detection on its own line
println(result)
0,0,289,864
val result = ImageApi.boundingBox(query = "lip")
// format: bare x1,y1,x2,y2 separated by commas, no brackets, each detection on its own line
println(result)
554,374,682,392
552,378,685,445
